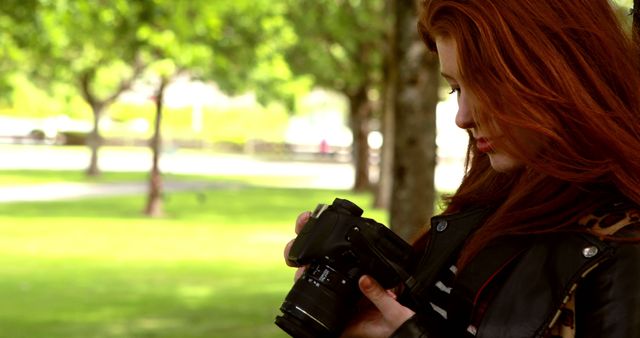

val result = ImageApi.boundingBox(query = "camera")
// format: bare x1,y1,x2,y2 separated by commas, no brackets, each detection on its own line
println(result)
275,198,416,338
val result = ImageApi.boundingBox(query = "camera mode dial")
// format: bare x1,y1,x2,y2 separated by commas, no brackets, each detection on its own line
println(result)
333,198,363,217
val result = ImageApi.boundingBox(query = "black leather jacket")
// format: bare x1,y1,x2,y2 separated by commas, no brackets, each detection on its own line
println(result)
391,206,640,338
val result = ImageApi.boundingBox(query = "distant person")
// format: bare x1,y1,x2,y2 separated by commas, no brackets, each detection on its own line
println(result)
319,139,329,157
283,0,640,337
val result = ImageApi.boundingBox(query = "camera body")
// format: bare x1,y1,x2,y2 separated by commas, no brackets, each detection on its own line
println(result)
275,198,416,338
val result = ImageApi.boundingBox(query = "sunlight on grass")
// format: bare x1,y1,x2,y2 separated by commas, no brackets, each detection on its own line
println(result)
0,216,292,264
0,169,149,186
0,172,387,338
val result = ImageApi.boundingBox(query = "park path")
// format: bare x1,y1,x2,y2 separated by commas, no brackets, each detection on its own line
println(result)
0,180,235,203
0,144,465,202
0,145,359,203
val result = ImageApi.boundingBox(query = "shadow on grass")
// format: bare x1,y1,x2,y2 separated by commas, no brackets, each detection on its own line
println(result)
0,258,291,338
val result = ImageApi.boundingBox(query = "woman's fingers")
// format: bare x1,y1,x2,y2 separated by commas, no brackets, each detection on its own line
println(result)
294,266,306,281
358,275,415,326
295,211,311,234
284,239,297,266
282,212,311,281
285,211,311,266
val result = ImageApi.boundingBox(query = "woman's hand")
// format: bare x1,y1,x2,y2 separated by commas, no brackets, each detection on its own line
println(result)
340,275,415,338
283,211,311,281
283,212,415,337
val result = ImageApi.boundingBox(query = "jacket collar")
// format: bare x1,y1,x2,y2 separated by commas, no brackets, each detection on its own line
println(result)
407,207,494,308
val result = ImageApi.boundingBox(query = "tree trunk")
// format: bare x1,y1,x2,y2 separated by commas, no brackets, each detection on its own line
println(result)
374,0,398,210
348,86,372,192
145,77,168,218
389,0,440,242
86,103,103,177
79,61,143,178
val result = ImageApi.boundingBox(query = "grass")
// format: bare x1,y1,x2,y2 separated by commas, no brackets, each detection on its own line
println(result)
0,170,387,338
0,169,148,186
0,169,328,190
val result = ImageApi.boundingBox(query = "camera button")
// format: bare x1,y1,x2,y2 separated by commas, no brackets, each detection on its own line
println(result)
582,246,598,258
435,220,448,232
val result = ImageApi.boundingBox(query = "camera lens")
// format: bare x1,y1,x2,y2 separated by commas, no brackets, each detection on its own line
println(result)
275,264,358,338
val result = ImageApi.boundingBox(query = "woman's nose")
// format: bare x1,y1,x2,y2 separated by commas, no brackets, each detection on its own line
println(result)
455,101,475,130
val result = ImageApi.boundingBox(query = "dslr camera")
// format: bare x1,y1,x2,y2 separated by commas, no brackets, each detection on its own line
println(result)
275,198,416,338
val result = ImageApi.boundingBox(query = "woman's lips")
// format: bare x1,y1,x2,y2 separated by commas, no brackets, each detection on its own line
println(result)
476,138,493,153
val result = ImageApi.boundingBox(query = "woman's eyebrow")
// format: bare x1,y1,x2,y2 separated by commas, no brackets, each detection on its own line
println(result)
441,72,456,81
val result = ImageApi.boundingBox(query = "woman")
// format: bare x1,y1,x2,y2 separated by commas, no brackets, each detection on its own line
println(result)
285,0,640,337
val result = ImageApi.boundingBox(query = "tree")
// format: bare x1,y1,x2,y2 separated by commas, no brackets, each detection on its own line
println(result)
0,0,46,104
374,0,398,211
388,0,440,241
134,0,209,217
22,0,152,176
145,74,168,217
280,0,439,239
137,0,303,216
283,0,387,191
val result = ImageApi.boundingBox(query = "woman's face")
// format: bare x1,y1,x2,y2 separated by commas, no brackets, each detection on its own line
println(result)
435,36,523,172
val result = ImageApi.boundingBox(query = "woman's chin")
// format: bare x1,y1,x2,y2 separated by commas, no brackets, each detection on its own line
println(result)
488,152,522,173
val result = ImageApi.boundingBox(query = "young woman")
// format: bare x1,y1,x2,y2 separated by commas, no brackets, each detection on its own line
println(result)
285,0,640,337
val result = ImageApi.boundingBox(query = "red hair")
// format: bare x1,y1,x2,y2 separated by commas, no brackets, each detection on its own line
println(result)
418,0,640,267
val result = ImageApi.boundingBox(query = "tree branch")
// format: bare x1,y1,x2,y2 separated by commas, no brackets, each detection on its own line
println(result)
79,68,97,108
103,53,147,106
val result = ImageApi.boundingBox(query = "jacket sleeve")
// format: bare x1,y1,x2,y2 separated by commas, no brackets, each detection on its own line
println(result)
575,242,640,338
390,315,431,338
390,314,448,338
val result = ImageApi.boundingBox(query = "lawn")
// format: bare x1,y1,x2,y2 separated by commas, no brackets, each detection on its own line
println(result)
0,169,148,186
0,170,387,338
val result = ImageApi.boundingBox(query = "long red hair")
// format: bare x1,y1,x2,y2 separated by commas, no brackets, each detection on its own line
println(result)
417,0,640,267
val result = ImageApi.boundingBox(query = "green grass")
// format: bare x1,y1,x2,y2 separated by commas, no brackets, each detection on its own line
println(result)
0,171,387,338
0,169,149,186
0,168,323,190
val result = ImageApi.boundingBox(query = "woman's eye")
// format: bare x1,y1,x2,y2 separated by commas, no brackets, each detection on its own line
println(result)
448,87,460,95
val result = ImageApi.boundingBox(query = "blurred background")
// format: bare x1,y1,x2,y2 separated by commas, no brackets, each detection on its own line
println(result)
0,0,633,337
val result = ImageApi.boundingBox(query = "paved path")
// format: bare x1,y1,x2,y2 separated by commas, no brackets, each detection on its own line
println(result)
0,145,465,202
0,145,357,202
0,145,357,188
0,181,235,203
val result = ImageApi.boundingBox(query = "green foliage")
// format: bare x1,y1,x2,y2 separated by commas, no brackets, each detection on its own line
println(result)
1,74,92,120
612,0,635,29
108,102,155,125
0,0,323,136
26,0,147,96
104,101,289,143
197,105,289,143
614,0,634,8
0,0,41,102
8,75,65,118
283,0,386,96
129,0,310,110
